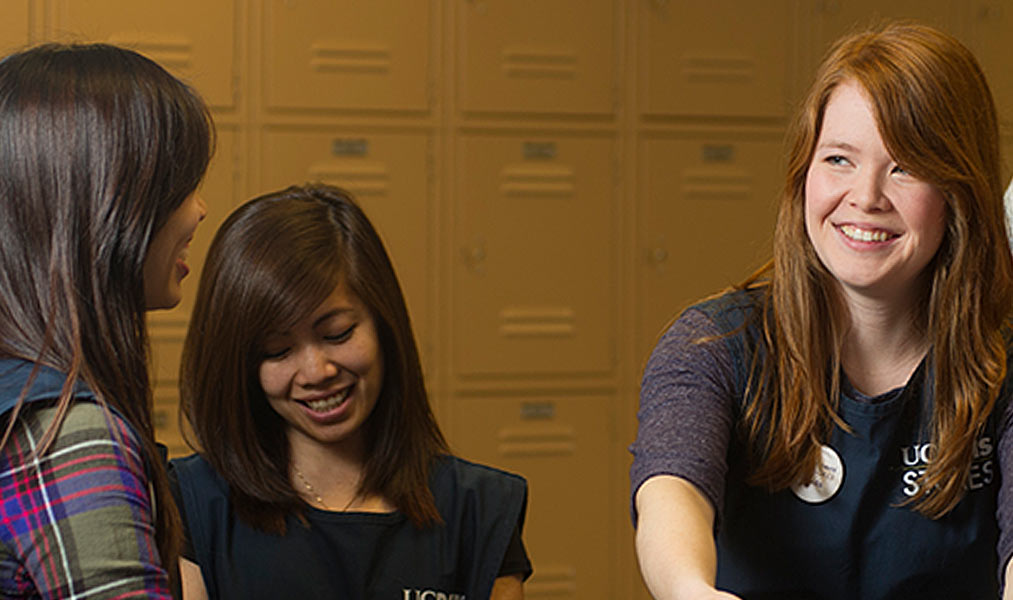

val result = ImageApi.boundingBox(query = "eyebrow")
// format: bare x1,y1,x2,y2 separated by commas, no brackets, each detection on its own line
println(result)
265,307,355,338
815,140,859,153
313,307,354,329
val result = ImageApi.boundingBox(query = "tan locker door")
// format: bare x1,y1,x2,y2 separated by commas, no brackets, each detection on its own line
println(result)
457,0,616,115
0,2,31,54
638,132,780,362
453,134,616,377
972,5,1013,129
258,129,433,366
51,0,237,110
639,0,791,119
263,0,432,112
150,128,240,456
453,393,611,599
805,0,960,77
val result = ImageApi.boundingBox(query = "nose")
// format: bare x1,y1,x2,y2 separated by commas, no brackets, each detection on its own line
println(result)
849,170,891,212
295,345,339,385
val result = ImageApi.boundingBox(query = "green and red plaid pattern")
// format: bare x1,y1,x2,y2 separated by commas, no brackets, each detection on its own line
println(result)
0,400,170,599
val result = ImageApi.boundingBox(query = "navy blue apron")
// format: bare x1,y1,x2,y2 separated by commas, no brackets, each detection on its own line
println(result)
697,291,1001,599
171,454,527,600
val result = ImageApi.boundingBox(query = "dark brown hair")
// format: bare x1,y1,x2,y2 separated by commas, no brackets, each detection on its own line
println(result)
0,43,213,573
740,22,1011,517
181,183,448,532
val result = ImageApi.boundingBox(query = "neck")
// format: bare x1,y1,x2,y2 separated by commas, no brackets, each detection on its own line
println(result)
287,430,390,512
839,286,930,396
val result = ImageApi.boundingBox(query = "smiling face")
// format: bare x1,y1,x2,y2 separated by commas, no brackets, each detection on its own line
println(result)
804,80,948,305
143,192,207,310
259,282,384,457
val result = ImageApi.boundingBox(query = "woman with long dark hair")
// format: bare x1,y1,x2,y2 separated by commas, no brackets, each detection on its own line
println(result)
171,184,530,599
632,22,1013,599
0,43,213,597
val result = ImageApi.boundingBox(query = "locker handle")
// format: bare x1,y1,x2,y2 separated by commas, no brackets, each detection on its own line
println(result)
649,247,668,264
461,244,487,274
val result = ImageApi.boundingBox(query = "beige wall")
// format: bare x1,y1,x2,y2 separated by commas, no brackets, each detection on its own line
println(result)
2,2,1010,598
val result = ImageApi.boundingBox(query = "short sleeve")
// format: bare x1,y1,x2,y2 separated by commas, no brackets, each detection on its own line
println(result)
496,523,532,580
629,307,739,527
0,399,171,599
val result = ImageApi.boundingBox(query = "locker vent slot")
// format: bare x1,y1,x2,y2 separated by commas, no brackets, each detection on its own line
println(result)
682,170,751,200
502,48,576,79
681,55,754,83
308,163,390,196
499,307,575,337
500,166,574,196
498,426,575,456
311,43,391,73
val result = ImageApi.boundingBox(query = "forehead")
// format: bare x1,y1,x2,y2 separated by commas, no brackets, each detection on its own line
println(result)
265,279,367,338
819,81,877,137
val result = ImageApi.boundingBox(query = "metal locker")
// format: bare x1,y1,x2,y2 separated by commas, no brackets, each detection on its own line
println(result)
453,133,617,377
457,0,617,116
262,0,433,113
637,131,780,360
639,0,792,119
51,0,238,110
452,393,612,599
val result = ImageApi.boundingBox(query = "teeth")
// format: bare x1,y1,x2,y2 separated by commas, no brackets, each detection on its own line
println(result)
840,224,892,242
305,388,351,412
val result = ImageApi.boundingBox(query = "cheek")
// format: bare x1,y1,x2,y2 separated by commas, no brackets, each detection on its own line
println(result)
803,173,820,238
907,191,948,245
258,364,285,398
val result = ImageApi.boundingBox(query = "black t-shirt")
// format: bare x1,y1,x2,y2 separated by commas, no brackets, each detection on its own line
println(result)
170,454,531,599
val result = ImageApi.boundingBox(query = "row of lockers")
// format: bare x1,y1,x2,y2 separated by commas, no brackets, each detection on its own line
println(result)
4,1,1009,122
145,123,784,598
151,127,786,379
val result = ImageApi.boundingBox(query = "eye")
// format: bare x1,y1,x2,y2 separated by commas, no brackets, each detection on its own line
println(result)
262,346,290,361
824,155,849,166
324,324,356,344
891,164,910,175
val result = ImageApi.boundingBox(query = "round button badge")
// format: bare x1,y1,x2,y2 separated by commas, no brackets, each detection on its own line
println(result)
792,444,845,504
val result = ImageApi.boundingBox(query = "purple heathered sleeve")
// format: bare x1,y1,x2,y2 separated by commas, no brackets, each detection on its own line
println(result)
629,307,738,528
996,385,1013,591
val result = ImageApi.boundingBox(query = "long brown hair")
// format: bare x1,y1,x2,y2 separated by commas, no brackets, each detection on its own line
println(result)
742,22,1012,517
181,183,448,533
0,44,213,574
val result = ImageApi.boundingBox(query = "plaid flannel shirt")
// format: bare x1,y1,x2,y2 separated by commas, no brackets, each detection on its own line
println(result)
0,398,171,599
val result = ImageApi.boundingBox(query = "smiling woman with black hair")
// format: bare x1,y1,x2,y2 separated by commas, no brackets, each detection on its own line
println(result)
0,43,213,598
171,183,531,600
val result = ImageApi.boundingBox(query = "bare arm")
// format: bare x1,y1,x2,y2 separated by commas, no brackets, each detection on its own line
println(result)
490,574,523,600
180,558,209,600
635,475,740,600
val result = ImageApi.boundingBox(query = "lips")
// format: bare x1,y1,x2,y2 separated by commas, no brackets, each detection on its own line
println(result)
838,224,897,243
298,387,352,414
176,241,193,278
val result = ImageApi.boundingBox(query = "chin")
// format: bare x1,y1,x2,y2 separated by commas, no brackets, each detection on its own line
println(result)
146,291,183,311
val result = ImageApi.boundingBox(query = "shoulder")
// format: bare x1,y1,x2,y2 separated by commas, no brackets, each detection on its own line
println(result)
433,455,527,491
170,453,229,498
0,358,95,416
9,397,144,467
684,287,765,332
430,456,528,520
